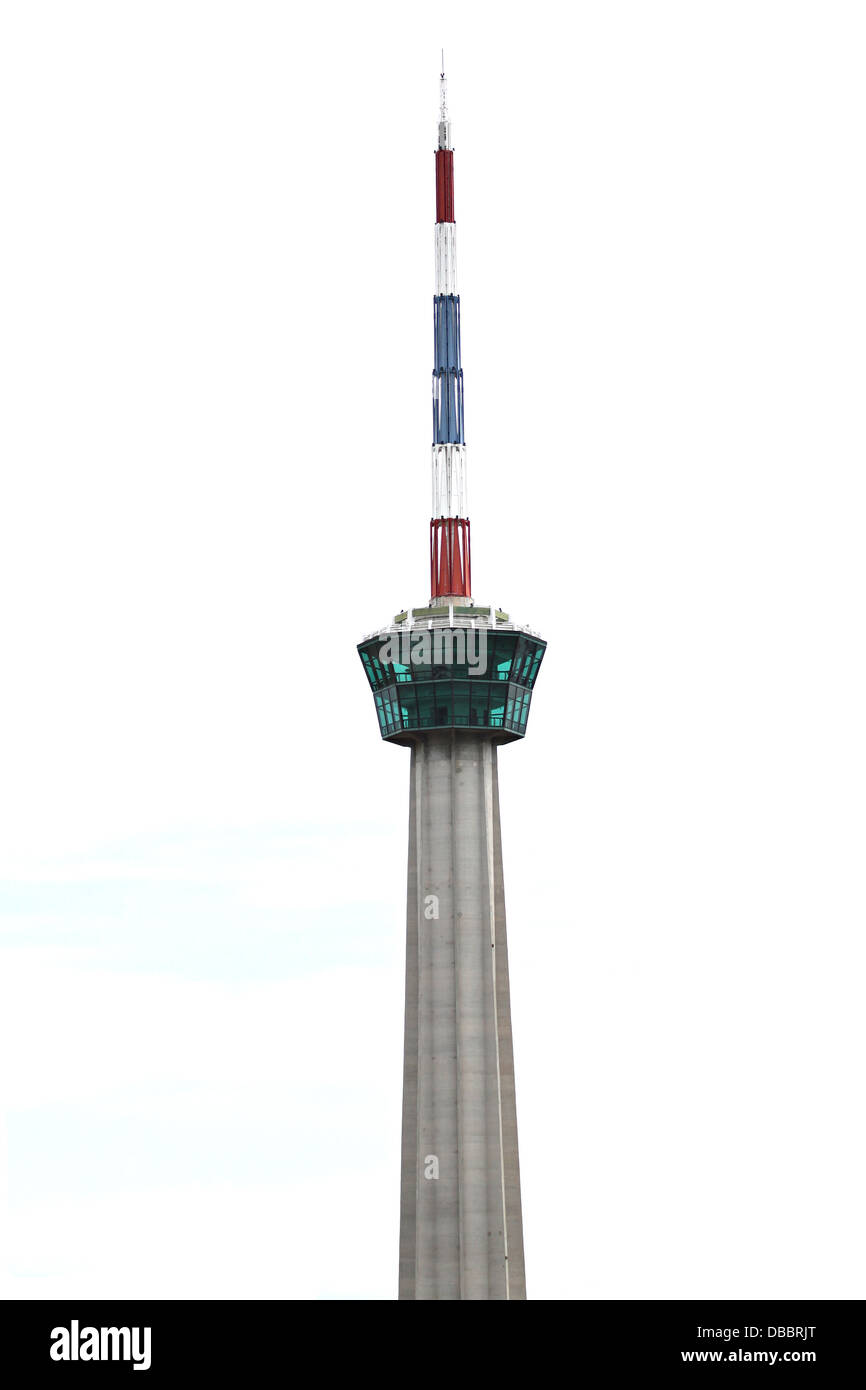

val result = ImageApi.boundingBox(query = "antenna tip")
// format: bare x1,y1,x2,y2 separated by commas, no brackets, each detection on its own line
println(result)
438,51,451,147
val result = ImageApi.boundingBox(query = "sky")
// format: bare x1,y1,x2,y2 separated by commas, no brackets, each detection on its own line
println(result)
1,0,864,1300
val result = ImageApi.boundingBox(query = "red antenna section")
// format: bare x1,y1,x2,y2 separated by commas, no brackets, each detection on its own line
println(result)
435,150,454,222
430,518,471,598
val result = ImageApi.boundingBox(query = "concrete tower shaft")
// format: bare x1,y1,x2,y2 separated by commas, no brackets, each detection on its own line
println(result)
399,731,525,1300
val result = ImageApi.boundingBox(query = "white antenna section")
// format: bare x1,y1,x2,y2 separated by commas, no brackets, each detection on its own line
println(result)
434,222,458,295
431,443,468,518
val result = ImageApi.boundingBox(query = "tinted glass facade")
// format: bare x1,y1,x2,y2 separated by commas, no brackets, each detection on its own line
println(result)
358,629,546,741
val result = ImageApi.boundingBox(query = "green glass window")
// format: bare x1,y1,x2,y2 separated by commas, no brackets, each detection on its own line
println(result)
471,685,490,727
484,635,508,681
392,689,405,732
380,688,394,732
411,659,432,682
415,685,437,728
513,642,531,685
433,688,452,726
359,641,393,691
453,680,470,725
399,687,418,726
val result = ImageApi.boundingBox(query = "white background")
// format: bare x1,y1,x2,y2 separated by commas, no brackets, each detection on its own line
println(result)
1,0,864,1299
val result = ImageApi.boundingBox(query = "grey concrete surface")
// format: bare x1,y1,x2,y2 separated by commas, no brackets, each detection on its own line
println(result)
398,730,526,1300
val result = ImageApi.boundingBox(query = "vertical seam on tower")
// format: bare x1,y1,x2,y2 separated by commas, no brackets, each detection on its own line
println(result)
414,741,426,1297
485,740,511,1298
452,729,464,1300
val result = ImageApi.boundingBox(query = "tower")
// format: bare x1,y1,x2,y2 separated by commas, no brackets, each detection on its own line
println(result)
358,62,546,1301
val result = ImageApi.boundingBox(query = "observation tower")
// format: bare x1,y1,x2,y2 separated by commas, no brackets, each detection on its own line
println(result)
358,62,546,1300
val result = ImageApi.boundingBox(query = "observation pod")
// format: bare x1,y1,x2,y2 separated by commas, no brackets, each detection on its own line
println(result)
358,611,546,745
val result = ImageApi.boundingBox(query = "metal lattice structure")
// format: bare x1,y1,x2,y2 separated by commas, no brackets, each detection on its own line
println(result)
430,69,469,598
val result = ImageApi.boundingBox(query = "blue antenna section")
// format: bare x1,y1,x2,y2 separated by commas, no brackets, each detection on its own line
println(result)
432,294,464,444
434,295,461,371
